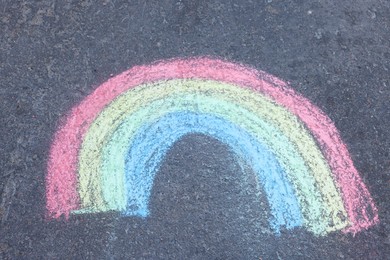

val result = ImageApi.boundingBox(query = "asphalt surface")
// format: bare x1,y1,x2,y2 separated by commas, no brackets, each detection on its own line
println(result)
1,0,389,259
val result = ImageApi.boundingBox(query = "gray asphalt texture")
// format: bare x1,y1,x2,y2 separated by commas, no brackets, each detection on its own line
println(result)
1,0,389,259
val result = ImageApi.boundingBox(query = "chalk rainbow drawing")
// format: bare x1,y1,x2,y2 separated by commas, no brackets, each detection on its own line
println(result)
46,57,378,235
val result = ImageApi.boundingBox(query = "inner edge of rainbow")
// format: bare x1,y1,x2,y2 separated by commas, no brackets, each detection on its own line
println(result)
76,79,347,236
46,57,379,237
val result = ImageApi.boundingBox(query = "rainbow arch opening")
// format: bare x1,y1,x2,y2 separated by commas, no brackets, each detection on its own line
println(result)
46,57,378,236
124,111,302,232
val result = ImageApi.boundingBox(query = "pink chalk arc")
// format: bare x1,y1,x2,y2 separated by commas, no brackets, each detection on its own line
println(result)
46,57,378,234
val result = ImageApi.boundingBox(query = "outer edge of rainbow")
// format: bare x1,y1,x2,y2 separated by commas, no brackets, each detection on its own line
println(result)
46,56,379,234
